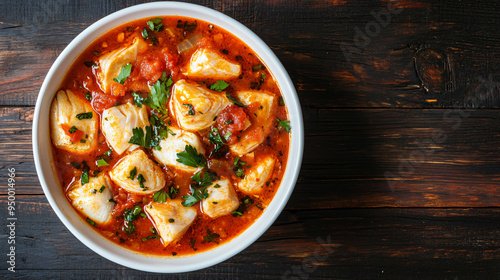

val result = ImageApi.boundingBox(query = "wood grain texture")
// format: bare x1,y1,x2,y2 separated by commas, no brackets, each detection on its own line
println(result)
1,0,500,279
2,196,500,279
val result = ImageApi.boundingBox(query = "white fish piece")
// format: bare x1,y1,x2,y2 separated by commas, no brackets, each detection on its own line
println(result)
170,79,230,131
230,91,276,156
67,173,114,224
186,48,241,79
50,89,98,153
202,177,239,219
238,156,276,194
101,103,150,155
152,126,205,173
109,149,166,194
145,200,197,247
97,37,147,94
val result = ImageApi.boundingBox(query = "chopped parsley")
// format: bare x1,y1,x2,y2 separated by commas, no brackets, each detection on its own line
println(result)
153,190,169,203
104,147,113,157
168,218,175,223
98,185,105,193
202,229,220,244
123,205,142,234
208,127,224,157
176,145,207,169
68,126,78,133
76,112,93,120
177,20,197,31
232,195,255,217
128,127,152,148
226,92,247,108
142,28,148,39
146,72,173,115
181,171,215,207
70,162,81,169
85,91,92,101
86,218,97,227
129,167,137,180
277,118,291,133
183,103,195,115
132,91,146,108
147,17,163,32
109,198,115,203
252,64,266,72
278,96,285,106
190,238,196,250
224,132,232,142
84,61,97,68
233,157,246,179
97,158,109,167
137,174,146,190
209,80,229,92
113,63,132,84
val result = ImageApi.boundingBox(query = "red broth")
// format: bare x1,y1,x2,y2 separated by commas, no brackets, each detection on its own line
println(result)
51,16,290,256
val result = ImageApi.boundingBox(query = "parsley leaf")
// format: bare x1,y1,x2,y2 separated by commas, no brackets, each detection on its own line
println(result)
80,161,90,185
183,103,195,115
132,91,145,108
123,205,142,234
142,28,148,39
177,20,197,31
208,127,225,157
153,190,169,203
176,145,207,168
97,158,109,167
104,147,113,157
128,126,154,148
76,112,93,120
147,17,163,31
181,171,216,207
129,167,137,180
277,118,291,133
137,174,146,190
146,73,172,115
252,64,266,72
226,92,247,108
210,80,229,92
86,218,97,227
202,229,220,244
149,114,169,149
113,63,132,84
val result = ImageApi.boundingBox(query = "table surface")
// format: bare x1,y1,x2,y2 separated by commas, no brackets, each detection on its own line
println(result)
2,0,500,279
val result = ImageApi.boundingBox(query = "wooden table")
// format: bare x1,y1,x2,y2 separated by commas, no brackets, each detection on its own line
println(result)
2,0,500,278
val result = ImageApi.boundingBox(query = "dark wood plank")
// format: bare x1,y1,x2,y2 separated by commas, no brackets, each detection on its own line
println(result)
4,195,500,279
9,106,500,208
1,0,500,108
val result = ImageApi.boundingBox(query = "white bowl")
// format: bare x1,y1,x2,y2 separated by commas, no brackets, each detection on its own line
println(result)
32,1,303,273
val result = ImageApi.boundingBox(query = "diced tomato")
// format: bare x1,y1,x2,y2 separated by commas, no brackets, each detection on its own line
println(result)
112,187,143,217
110,82,127,96
139,59,163,82
60,123,85,143
91,91,119,114
216,105,249,144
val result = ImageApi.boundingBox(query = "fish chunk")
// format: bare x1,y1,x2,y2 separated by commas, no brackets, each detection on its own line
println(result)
202,177,239,218
230,91,275,156
145,200,197,247
50,89,98,153
109,149,166,194
170,79,230,131
237,156,275,194
152,126,205,173
186,48,241,79
97,37,147,94
101,103,150,155
67,173,114,224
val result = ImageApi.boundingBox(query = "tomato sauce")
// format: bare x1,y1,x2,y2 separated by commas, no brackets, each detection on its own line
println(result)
51,16,290,256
